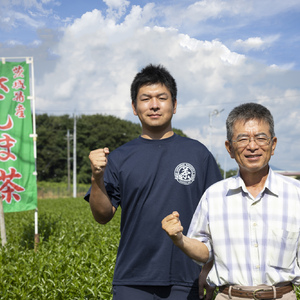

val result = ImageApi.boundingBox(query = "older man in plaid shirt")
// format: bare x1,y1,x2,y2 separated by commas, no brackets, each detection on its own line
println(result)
162,103,300,300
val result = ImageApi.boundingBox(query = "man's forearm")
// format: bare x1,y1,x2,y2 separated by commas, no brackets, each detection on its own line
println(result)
174,235,209,263
89,176,115,224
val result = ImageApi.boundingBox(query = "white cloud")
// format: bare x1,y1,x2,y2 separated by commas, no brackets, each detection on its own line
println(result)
14,11,45,28
104,0,129,9
235,37,264,51
160,0,300,37
185,0,230,22
3,0,300,171
5,39,23,46
103,0,130,19
35,4,299,145
0,0,54,30
30,39,42,46
233,35,280,52
269,63,296,71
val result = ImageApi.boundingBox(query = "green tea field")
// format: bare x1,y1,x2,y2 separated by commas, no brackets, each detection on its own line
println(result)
1,197,299,300
0,197,120,299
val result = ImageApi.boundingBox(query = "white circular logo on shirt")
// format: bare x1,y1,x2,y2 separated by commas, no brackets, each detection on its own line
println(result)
174,163,196,185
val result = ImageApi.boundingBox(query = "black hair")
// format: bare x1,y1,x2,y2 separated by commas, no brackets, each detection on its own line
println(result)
226,102,275,141
130,64,177,107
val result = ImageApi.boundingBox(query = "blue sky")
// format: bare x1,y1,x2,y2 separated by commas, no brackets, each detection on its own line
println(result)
1,0,300,172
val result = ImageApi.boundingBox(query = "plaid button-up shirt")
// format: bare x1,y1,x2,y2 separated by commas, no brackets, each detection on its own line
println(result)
187,168,300,286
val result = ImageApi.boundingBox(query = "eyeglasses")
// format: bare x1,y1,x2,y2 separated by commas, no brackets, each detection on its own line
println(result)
231,135,272,148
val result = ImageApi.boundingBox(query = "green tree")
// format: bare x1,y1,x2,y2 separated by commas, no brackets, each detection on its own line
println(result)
36,114,73,182
76,114,142,183
217,163,238,179
36,114,188,183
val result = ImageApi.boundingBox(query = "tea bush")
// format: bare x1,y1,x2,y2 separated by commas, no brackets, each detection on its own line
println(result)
1,197,300,300
37,181,90,199
0,197,120,299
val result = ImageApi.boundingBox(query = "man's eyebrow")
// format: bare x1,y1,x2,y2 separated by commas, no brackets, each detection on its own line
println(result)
235,132,268,139
139,92,169,98
235,133,249,139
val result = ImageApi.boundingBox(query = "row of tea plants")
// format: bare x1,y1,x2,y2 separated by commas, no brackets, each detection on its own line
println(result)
1,197,299,299
1,197,120,299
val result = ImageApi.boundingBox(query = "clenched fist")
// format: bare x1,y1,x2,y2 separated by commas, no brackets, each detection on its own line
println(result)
161,211,184,243
89,147,110,178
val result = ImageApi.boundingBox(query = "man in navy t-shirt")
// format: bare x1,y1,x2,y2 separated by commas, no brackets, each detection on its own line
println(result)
85,64,222,299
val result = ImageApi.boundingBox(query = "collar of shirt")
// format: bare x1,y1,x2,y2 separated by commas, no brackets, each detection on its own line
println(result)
227,167,279,200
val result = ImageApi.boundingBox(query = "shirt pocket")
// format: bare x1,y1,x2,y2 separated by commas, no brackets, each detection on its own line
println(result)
267,228,299,269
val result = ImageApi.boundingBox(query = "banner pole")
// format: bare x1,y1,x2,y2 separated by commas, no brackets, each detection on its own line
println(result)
34,208,39,252
0,192,7,247
27,57,37,163
27,57,39,252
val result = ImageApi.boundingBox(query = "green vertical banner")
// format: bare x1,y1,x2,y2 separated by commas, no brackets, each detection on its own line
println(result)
0,61,37,213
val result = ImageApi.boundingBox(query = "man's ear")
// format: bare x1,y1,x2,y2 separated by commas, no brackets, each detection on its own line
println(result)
132,102,137,116
225,140,235,159
271,136,277,156
173,99,177,114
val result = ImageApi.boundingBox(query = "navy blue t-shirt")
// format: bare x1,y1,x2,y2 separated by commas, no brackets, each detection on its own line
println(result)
85,134,222,287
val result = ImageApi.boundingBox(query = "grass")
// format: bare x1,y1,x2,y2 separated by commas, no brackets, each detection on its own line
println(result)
37,181,90,199
1,195,300,299
0,197,120,299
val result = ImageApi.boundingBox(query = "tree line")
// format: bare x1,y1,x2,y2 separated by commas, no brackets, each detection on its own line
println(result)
35,114,190,184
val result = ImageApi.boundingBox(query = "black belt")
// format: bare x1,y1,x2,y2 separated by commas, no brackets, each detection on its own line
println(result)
219,283,293,299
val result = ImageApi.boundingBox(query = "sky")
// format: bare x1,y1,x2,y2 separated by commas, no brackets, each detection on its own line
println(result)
1,0,300,172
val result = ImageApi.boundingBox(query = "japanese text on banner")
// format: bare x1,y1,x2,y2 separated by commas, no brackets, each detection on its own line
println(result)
0,61,37,213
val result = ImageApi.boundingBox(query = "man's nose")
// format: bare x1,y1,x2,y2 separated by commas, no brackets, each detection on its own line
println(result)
150,98,159,109
247,138,259,149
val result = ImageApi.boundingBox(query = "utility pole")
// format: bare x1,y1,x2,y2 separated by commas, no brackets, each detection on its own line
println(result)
67,129,71,192
73,114,77,198
209,109,224,152
66,129,73,192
